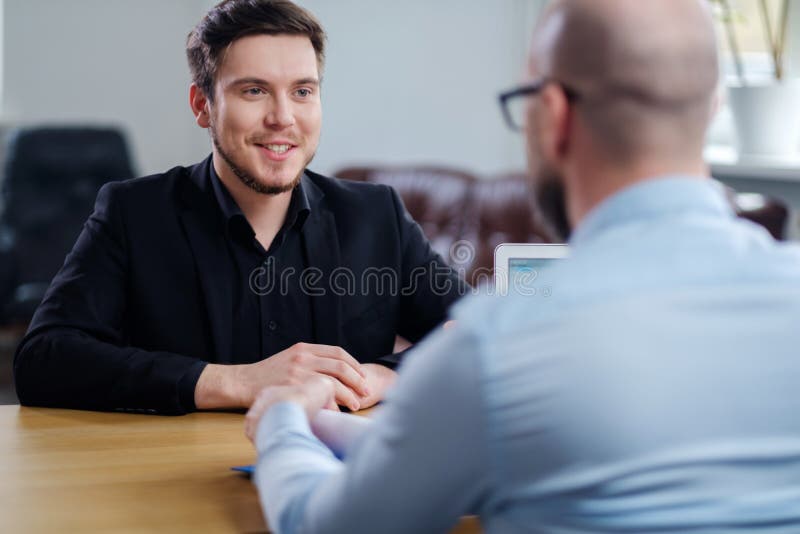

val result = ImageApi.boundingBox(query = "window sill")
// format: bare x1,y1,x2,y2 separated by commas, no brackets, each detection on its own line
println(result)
705,144,800,183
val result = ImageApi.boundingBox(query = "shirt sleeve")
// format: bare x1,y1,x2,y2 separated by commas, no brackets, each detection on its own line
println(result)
254,324,490,534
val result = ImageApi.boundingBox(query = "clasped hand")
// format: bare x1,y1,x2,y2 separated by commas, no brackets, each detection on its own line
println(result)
236,342,394,412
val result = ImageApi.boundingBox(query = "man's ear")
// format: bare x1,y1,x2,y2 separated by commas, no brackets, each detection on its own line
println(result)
189,84,211,129
537,83,572,163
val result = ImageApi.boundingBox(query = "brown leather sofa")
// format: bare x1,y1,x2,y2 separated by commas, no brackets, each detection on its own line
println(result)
336,166,789,286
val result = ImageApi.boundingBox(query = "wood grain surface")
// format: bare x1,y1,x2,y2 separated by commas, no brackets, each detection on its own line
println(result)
0,405,480,533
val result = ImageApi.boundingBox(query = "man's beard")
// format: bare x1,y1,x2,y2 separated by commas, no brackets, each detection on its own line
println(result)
535,173,571,242
530,146,572,242
210,124,310,196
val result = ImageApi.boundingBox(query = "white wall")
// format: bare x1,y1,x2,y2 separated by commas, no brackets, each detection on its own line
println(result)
0,0,5,114
2,0,215,175
2,0,544,178
295,0,543,177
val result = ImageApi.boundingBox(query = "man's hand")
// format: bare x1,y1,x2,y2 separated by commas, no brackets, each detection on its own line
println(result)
356,363,397,410
244,375,335,443
195,343,369,411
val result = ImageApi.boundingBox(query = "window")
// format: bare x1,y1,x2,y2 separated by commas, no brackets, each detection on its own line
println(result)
706,1,800,147
711,0,793,83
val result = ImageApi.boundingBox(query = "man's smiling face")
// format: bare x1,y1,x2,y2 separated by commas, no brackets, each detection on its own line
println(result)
206,33,322,195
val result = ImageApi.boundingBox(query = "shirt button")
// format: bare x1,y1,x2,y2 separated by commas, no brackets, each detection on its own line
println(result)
268,320,278,331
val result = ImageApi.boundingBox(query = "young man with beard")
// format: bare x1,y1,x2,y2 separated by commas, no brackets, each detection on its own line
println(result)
244,0,800,531
13,0,464,415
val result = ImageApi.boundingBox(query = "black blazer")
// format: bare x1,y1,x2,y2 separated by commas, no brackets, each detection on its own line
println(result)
13,156,465,414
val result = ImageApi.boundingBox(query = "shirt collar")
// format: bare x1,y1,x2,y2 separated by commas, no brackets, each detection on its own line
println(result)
209,161,311,240
569,176,734,248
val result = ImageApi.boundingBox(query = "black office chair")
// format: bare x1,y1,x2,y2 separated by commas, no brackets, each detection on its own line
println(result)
0,127,135,325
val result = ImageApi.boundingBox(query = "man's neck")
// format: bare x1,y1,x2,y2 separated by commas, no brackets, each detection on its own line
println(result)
565,155,710,229
212,155,293,250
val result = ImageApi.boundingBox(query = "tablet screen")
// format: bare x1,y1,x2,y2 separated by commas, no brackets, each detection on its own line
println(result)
508,257,560,296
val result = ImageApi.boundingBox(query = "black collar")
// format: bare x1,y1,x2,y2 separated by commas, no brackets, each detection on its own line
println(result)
208,157,311,242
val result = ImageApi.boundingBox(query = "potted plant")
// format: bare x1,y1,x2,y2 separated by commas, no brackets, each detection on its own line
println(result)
713,0,800,156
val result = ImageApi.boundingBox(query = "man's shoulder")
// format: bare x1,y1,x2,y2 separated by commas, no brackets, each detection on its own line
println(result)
95,161,212,217
102,162,196,198
304,168,395,206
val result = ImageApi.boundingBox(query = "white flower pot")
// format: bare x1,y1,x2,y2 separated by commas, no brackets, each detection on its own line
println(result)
728,83,800,156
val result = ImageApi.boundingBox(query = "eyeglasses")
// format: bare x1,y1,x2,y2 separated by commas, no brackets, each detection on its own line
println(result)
498,79,580,132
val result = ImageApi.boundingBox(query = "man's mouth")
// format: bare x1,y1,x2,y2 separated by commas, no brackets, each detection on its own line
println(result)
263,143,291,154
256,142,298,161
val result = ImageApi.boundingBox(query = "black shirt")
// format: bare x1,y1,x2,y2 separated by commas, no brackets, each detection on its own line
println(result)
210,165,313,363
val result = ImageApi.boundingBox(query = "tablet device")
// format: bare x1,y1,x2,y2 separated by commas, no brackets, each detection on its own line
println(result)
494,243,568,296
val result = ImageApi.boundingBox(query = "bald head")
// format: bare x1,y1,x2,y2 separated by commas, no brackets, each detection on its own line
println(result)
531,0,719,162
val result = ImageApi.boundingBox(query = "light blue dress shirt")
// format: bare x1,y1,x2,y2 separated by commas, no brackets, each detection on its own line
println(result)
255,176,800,533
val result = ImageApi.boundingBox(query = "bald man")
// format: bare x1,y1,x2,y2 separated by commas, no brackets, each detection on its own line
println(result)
244,1,800,531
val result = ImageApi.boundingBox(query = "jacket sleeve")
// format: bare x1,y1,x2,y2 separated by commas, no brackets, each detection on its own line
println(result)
388,187,468,345
13,182,207,415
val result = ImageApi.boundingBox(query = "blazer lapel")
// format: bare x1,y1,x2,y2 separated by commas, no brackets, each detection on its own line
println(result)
301,177,343,347
178,157,234,363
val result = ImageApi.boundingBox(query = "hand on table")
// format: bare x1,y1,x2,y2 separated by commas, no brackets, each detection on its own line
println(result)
244,375,335,443
240,343,370,411
243,361,396,442
195,343,369,411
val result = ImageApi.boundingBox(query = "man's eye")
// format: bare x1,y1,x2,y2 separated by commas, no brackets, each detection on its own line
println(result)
295,88,313,98
245,87,265,96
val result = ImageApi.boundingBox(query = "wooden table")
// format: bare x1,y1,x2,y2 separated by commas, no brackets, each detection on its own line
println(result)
0,405,481,533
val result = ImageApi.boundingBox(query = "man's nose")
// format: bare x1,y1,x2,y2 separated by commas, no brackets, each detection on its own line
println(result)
265,95,296,129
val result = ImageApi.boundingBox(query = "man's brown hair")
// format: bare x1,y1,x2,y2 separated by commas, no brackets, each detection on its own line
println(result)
186,0,326,102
